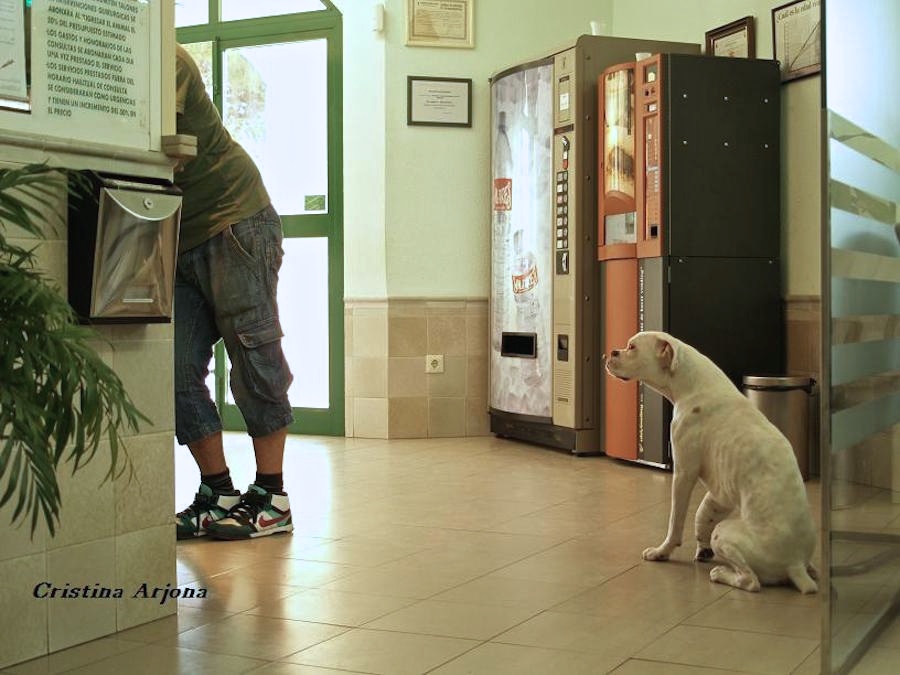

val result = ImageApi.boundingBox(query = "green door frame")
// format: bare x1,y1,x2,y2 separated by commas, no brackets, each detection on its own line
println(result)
176,2,344,436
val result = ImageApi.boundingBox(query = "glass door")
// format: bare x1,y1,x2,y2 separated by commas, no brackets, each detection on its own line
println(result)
822,1,900,672
177,2,344,436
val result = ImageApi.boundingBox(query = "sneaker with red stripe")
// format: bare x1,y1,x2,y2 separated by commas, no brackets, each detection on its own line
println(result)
206,484,293,540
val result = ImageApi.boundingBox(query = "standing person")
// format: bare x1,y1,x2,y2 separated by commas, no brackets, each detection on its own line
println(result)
172,43,294,540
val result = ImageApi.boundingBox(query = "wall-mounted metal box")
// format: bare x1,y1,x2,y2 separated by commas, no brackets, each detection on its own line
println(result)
68,172,181,324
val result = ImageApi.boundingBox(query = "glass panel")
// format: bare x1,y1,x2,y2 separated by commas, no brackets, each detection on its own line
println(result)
221,0,326,22
175,0,208,27
224,237,329,409
181,41,214,102
223,40,328,215
826,2,900,671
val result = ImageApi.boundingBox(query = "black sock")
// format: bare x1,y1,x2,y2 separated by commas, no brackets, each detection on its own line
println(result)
201,469,235,494
255,472,284,493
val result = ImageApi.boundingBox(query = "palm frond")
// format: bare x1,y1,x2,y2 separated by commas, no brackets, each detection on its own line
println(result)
0,164,147,537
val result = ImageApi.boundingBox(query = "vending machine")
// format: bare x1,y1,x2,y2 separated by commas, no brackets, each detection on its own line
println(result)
489,36,699,454
599,53,784,467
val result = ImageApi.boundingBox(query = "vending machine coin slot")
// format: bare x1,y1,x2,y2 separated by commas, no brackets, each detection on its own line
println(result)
557,334,569,361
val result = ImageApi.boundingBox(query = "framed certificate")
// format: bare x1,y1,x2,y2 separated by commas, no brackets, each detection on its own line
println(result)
705,16,755,58
772,0,822,82
407,76,472,127
406,0,474,49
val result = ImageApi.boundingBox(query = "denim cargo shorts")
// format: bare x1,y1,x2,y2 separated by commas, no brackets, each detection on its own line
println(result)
174,204,294,444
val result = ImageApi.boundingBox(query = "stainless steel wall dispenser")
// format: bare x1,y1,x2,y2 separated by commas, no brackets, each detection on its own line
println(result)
68,171,182,324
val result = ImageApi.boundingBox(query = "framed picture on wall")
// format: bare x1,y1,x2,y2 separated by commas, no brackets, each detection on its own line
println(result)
407,76,472,127
705,16,756,58
772,0,822,82
406,0,474,49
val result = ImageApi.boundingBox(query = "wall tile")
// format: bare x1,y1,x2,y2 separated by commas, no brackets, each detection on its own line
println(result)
428,357,467,397
0,554,48,669
428,316,467,355
352,314,388,358
350,357,388,398
389,398,429,438
389,316,427,357
115,432,175,535
429,398,466,438
354,397,389,439
467,312,488,356
112,338,175,436
0,517,48,563
467,356,488,399
116,525,177,631
47,539,118,652
466,398,491,436
49,440,116,550
389,357,427,397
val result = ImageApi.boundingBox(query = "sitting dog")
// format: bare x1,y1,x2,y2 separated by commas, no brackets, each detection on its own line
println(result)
605,331,818,593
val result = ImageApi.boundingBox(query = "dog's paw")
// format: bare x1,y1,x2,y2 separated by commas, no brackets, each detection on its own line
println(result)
642,546,670,561
694,546,715,562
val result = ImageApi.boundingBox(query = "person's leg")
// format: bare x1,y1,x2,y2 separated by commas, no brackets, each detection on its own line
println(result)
188,431,227,475
200,205,294,539
174,252,240,539
253,427,287,493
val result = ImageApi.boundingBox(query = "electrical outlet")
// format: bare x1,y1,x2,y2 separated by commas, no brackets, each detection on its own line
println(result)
425,354,444,374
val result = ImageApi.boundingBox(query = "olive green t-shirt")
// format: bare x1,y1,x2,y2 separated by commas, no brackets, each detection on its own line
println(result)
174,43,270,253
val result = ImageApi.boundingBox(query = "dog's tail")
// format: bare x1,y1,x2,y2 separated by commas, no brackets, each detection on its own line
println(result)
787,563,818,594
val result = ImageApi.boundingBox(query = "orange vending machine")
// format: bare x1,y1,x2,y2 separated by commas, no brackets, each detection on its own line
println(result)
599,53,784,468
597,62,639,461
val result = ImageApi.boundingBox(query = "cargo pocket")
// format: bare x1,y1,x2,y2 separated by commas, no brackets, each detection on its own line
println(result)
236,317,293,403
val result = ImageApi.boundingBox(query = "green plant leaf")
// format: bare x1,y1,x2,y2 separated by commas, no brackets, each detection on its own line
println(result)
0,163,145,537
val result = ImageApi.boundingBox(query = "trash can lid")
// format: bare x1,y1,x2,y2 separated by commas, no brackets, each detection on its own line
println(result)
742,375,814,388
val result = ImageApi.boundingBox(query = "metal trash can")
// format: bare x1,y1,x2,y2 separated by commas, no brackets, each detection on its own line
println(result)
742,375,816,481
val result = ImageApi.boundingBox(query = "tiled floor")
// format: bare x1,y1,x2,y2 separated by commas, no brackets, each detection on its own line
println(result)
4,433,899,674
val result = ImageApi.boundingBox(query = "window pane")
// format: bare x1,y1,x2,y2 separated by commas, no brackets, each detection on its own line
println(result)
181,41,214,102
175,0,208,27
223,40,328,215
221,0,326,22
224,237,330,409
281,237,330,408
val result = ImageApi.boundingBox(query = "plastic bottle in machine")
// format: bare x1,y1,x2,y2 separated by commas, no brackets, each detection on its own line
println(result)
492,110,513,351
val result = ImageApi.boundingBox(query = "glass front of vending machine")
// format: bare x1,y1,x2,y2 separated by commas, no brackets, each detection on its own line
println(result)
490,60,555,424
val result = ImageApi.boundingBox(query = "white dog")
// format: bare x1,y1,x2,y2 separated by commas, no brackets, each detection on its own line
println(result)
605,331,817,593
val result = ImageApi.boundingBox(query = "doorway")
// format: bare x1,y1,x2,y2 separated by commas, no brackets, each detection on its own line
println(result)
176,1,344,435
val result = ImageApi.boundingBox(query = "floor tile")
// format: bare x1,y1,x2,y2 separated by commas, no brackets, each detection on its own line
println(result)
429,642,626,674
282,628,478,675
363,599,540,640
635,625,818,674
246,588,415,626
682,593,820,640
247,664,369,675
0,637,144,675
430,574,586,611
166,613,347,661
60,644,265,675
493,610,670,658
608,659,749,674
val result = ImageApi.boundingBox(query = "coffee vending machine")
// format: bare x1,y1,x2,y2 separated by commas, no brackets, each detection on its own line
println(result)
489,36,699,454
599,54,784,467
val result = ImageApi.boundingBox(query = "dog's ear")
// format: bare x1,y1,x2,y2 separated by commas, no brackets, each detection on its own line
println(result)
656,338,679,373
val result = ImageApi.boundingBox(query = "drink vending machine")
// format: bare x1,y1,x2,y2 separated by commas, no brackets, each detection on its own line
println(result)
489,36,699,454
598,53,785,467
